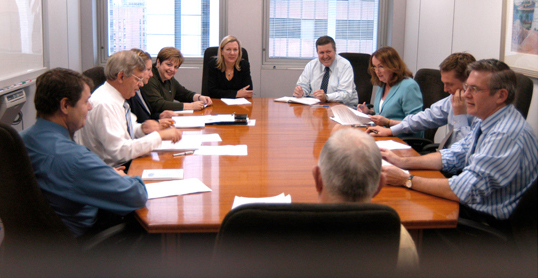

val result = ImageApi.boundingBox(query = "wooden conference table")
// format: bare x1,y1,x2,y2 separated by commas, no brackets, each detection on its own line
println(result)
129,98,459,238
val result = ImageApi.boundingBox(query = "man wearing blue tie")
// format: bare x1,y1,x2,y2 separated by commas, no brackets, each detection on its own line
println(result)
381,59,538,226
75,51,182,168
293,36,358,107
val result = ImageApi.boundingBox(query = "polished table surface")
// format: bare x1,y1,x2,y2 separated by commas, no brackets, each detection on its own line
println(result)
129,98,459,233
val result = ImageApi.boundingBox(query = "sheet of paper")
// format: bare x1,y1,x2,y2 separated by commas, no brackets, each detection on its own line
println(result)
180,133,222,142
221,98,252,105
173,110,194,114
145,178,212,199
142,169,184,180
154,140,202,151
330,105,373,125
232,193,292,209
382,159,409,174
247,119,256,126
376,140,412,150
194,145,248,156
205,114,235,124
172,116,206,128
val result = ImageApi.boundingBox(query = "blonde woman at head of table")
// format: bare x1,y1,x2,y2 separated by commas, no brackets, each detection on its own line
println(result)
207,35,253,99
357,46,422,129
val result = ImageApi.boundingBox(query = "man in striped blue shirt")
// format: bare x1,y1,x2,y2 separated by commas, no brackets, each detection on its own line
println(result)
381,59,538,223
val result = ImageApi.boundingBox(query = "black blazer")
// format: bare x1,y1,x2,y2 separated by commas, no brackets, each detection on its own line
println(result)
126,89,160,123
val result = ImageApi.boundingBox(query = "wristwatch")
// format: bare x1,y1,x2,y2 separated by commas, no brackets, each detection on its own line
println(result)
405,175,415,189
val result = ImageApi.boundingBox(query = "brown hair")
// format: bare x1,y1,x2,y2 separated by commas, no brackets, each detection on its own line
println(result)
439,53,476,82
369,46,412,87
130,48,152,62
156,47,184,66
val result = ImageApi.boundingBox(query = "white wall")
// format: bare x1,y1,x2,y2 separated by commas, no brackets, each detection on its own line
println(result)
403,0,538,138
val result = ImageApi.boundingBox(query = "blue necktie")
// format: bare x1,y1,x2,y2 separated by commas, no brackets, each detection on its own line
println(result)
320,66,330,94
124,101,134,139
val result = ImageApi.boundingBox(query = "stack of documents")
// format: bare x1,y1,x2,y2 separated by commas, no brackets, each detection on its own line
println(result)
274,96,320,106
221,98,252,105
231,193,292,209
145,178,212,199
329,105,373,126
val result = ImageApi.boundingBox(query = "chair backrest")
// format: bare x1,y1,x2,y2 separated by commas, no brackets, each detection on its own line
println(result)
414,68,449,141
83,66,107,93
513,73,533,119
339,52,373,104
0,122,76,271
201,47,249,96
212,203,401,277
509,174,537,257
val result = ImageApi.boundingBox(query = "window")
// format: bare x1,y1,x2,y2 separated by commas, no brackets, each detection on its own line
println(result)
263,0,387,68
97,0,225,63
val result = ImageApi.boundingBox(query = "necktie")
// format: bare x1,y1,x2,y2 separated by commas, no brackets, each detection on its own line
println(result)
124,101,134,139
320,66,330,94
437,127,453,151
469,126,482,155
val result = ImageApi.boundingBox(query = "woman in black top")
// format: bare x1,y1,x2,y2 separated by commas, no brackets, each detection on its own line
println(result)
207,36,253,98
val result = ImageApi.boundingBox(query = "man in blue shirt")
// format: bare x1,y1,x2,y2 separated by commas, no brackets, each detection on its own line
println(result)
21,68,148,237
293,36,358,107
367,53,478,149
381,59,538,222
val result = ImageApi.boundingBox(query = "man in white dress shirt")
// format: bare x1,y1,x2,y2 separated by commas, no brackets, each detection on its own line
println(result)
76,50,181,168
293,36,358,107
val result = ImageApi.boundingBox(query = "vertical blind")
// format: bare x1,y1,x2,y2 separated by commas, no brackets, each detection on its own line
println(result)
268,0,379,59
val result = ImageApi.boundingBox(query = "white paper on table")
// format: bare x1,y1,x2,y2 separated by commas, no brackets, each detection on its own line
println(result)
181,133,222,143
172,116,206,128
145,178,212,199
154,140,202,151
382,159,409,174
247,119,256,126
376,140,412,150
173,110,194,114
232,193,292,210
330,105,373,126
274,96,320,106
205,114,235,124
194,145,248,156
221,98,252,105
142,169,184,180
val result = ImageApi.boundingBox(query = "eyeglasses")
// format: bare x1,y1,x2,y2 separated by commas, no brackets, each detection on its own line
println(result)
131,74,144,83
462,83,496,95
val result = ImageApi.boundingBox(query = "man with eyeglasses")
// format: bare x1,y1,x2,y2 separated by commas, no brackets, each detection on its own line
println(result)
76,50,182,168
381,59,538,228
366,53,479,150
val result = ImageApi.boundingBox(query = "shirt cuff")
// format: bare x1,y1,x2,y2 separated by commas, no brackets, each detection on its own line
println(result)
390,124,403,135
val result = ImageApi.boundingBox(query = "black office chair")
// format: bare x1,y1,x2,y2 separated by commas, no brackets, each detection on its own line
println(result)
212,203,401,277
402,68,449,154
339,52,373,105
0,122,130,276
513,72,533,119
201,46,249,96
83,66,106,92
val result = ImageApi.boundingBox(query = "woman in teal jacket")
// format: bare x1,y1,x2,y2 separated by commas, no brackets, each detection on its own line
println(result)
358,46,423,137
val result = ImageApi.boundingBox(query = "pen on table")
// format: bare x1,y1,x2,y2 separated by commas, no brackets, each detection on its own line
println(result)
173,151,194,157
311,105,330,108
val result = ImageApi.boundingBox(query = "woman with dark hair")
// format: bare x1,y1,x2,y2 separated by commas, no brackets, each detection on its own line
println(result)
358,46,423,133
142,47,212,112
207,35,253,98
